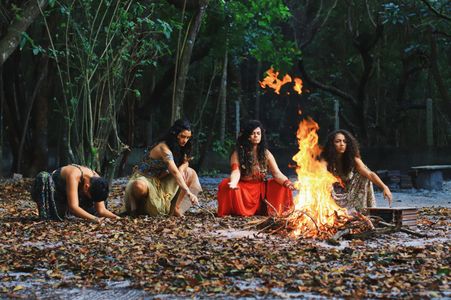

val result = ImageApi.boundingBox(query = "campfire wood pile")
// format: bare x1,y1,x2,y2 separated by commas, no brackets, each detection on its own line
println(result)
250,203,426,243
250,203,374,240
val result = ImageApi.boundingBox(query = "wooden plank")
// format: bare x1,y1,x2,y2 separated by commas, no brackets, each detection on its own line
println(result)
368,207,417,227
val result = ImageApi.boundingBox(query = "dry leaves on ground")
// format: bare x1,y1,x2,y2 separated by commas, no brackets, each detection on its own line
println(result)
0,179,449,299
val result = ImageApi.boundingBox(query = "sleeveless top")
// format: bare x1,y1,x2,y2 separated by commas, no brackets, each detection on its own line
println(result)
51,164,94,208
135,149,174,177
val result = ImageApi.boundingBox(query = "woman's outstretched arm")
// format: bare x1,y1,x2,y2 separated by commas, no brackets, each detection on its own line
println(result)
267,150,295,190
354,157,392,206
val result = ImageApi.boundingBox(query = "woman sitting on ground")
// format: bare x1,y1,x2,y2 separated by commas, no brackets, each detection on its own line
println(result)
217,120,295,217
32,164,119,222
321,129,392,210
124,119,201,217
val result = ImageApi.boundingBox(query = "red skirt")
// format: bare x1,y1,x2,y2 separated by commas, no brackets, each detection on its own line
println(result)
217,178,293,217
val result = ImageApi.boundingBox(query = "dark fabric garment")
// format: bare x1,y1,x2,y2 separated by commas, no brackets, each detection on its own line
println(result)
31,171,64,221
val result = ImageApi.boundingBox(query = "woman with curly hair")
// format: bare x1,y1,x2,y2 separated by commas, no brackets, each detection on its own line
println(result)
321,129,392,210
217,120,294,217
124,119,201,217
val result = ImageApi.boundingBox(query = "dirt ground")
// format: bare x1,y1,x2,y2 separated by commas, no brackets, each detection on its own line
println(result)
0,177,449,299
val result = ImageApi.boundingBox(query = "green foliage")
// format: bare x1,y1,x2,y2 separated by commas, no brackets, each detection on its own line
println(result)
212,138,235,158
40,0,178,171
224,0,301,71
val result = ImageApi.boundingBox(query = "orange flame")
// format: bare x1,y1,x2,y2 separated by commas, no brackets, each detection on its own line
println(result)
291,118,349,239
259,68,303,95
293,78,303,94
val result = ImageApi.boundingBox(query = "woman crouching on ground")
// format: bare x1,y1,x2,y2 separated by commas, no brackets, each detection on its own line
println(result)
321,129,392,210
32,164,119,222
124,119,201,217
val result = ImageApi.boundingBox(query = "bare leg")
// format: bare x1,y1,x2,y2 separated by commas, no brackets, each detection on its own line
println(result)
127,179,148,214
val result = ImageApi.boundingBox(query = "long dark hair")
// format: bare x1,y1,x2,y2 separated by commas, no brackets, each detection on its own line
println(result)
322,129,360,176
152,118,193,166
236,120,267,175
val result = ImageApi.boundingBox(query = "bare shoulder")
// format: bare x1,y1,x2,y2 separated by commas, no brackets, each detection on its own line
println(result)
61,165,82,181
354,157,370,172
265,149,275,160
354,156,365,166
150,142,171,157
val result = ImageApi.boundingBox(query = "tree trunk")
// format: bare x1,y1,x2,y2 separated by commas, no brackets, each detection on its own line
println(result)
428,28,451,118
29,59,53,176
171,2,208,123
0,66,4,177
352,25,383,144
254,61,261,120
219,48,228,143
17,56,49,174
118,96,135,177
196,80,221,171
0,0,49,65
3,53,23,173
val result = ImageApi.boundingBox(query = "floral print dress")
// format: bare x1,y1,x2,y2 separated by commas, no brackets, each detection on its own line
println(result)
332,167,376,211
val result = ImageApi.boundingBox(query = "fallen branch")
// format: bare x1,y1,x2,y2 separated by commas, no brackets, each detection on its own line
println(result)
326,228,351,245
378,221,428,238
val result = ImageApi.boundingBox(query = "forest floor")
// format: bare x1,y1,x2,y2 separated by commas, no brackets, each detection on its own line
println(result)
0,177,449,299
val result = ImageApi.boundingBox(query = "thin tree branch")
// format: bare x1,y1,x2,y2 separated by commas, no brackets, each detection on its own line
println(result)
298,60,359,109
365,0,376,28
0,0,49,65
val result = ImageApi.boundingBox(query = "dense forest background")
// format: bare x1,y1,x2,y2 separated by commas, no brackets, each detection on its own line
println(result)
0,0,449,178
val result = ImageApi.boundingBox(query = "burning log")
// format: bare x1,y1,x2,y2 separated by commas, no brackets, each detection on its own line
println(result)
251,206,376,240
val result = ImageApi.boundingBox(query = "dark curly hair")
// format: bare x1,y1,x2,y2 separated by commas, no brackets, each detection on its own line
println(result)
321,129,360,177
235,120,267,176
89,177,109,202
152,118,193,166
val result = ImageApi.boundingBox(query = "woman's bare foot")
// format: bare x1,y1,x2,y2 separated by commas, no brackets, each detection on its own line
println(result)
171,207,184,217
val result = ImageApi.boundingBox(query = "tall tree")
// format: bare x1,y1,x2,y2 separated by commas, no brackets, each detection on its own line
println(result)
171,0,209,123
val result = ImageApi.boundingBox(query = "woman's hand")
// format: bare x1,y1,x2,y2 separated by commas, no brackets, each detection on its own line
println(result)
228,181,239,189
187,191,199,206
283,179,296,191
383,186,393,207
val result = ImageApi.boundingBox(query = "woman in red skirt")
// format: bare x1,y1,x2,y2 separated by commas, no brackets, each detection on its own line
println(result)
217,120,295,217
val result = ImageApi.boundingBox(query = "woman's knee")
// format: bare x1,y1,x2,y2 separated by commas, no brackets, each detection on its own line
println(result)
131,180,148,199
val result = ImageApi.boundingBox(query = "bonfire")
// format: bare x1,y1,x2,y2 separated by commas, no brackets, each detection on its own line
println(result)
253,117,374,240
255,69,375,240
255,69,422,241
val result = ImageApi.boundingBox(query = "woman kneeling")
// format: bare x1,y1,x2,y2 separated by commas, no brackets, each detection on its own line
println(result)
31,164,118,222
217,120,295,217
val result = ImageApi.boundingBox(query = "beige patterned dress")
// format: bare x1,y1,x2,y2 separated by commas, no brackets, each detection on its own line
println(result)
332,168,376,210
